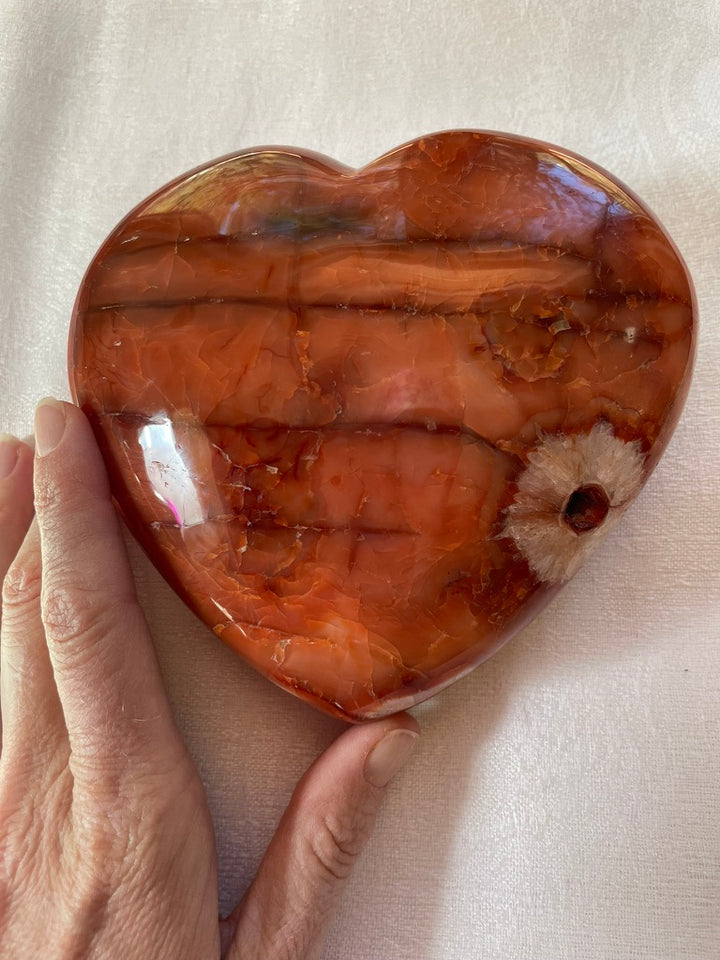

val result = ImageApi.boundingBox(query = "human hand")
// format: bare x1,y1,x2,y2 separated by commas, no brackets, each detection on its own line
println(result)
0,400,419,959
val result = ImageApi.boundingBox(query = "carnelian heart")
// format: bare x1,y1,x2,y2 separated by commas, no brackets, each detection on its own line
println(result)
69,131,696,721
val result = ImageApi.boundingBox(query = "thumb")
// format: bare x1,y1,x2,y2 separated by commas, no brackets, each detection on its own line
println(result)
224,715,420,960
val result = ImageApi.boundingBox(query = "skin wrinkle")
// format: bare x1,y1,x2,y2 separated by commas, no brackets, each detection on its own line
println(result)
0,709,68,774
0,757,72,906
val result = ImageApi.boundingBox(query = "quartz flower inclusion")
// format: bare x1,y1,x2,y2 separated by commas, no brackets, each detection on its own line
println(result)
69,132,696,720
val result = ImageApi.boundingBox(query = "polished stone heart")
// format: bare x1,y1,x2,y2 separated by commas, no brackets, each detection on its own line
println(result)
69,131,696,721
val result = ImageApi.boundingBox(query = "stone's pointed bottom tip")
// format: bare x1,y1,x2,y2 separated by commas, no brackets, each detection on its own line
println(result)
68,130,696,719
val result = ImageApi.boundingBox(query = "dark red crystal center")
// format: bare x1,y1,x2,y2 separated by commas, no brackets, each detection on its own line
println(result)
563,484,610,533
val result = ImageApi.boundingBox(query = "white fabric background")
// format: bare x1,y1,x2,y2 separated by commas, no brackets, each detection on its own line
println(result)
1,1,719,957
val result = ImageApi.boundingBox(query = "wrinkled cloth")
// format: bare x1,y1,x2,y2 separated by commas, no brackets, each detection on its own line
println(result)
1,2,718,957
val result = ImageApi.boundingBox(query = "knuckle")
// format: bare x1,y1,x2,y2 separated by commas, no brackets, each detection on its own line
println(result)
306,808,366,883
74,799,137,875
2,555,42,615
41,580,121,652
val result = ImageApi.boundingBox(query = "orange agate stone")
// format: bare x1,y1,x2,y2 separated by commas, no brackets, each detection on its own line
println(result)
69,131,696,721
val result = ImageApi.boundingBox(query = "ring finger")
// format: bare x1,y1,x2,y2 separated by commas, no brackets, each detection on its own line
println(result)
0,436,35,591
0,436,66,773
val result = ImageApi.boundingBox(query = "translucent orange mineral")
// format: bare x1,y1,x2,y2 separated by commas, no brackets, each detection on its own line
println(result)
69,131,696,720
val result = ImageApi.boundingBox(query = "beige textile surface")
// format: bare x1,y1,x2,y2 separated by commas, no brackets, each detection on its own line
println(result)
1,1,719,956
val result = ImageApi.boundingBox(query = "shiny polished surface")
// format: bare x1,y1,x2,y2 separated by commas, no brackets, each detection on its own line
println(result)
69,131,696,721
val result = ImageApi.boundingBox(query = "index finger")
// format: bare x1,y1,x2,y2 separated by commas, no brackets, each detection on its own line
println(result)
32,399,178,765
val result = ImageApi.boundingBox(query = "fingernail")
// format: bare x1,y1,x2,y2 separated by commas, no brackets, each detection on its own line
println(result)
34,398,66,458
0,434,21,478
363,728,418,788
